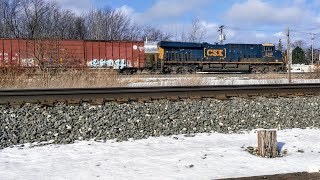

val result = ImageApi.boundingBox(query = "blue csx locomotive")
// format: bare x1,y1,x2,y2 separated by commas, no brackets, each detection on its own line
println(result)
156,41,285,73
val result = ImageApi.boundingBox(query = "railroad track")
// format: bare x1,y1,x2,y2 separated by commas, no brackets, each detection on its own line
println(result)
1,84,320,105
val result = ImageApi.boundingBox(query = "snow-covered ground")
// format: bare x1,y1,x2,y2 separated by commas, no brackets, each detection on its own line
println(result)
291,64,314,73
1,128,320,180
128,77,320,87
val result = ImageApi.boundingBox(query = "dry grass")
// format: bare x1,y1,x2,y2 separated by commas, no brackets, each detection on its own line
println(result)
0,69,209,89
1,69,319,89
0,69,127,89
308,64,320,79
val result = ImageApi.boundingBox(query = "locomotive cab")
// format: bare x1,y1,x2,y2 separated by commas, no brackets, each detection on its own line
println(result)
263,44,275,57
262,43,282,62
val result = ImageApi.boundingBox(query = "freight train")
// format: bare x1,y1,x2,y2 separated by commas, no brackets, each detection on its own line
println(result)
0,38,285,73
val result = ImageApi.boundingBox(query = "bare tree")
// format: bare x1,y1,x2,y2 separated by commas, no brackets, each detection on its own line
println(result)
108,10,131,40
140,25,171,42
85,8,106,40
73,16,86,39
292,40,307,49
188,18,206,43
123,23,143,41
0,0,10,37
84,7,170,41
84,7,132,40
180,30,187,42
18,0,61,39
1,1,170,41
55,10,78,39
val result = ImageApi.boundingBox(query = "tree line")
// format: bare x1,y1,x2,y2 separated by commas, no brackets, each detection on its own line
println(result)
277,39,318,64
0,0,172,41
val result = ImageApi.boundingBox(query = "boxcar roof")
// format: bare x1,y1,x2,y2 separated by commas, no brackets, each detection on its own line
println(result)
158,41,276,48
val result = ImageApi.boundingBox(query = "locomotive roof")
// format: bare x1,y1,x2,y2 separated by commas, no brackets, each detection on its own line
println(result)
262,43,275,46
158,41,203,48
159,41,274,47
226,43,267,46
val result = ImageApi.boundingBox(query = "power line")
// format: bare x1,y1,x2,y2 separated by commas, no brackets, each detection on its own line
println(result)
225,25,320,34
226,26,284,31
291,30,320,35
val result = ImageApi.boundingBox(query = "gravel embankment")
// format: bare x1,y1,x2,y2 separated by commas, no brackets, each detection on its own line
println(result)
1,97,320,149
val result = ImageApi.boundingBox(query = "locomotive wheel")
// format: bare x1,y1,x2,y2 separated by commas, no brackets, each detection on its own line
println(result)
176,67,185,74
188,68,195,74
258,67,267,74
262,67,269,73
272,67,279,73
250,67,258,73
162,67,171,74
272,67,281,72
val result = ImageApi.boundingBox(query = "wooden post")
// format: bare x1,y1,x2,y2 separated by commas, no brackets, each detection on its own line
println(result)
258,130,278,158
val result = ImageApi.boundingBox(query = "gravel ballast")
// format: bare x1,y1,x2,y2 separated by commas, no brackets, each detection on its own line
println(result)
1,97,320,149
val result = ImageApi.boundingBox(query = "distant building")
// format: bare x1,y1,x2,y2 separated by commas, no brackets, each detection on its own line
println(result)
291,64,314,73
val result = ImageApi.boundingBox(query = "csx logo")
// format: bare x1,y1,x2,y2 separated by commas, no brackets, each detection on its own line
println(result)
207,49,224,57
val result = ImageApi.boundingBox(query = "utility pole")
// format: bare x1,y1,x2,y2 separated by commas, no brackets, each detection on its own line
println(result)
218,25,225,45
311,33,315,65
287,27,292,84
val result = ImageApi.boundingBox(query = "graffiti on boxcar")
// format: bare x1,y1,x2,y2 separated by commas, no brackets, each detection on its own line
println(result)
0,52,18,63
0,53,8,62
87,59,127,69
21,58,36,67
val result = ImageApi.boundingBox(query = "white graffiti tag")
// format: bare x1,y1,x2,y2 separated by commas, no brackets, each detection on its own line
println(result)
87,59,127,69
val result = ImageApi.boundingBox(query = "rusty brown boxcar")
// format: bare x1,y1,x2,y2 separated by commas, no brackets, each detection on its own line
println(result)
0,38,145,71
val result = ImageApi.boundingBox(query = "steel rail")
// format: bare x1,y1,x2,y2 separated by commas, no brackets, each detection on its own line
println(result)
0,83,320,105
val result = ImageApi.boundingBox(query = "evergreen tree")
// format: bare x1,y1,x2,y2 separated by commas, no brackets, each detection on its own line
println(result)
292,46,306,64
277,38,283,52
